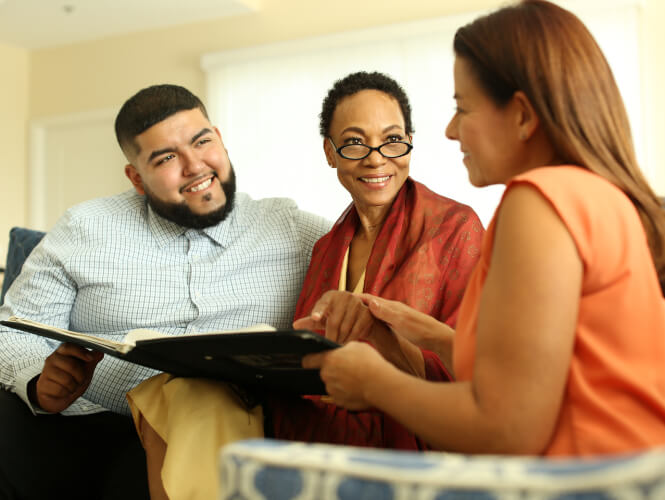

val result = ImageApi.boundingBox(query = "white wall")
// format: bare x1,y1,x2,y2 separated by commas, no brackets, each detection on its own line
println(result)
0,42,29,265
642,0,665,192
29,110,128,230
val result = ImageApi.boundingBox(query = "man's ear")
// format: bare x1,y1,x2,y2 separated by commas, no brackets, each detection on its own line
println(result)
513,90,540,141
323,138,336,168
124,164,145,195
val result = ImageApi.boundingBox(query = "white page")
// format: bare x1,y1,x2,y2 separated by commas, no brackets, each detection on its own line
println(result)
123,323,277,346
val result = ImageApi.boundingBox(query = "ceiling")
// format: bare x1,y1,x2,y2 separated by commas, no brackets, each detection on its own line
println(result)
0,0,261,49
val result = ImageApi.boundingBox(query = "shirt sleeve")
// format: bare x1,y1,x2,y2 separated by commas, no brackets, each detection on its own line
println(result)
0,212,106,415
292,209,331,263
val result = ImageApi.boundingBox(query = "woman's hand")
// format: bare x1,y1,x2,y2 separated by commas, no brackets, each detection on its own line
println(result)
293,290,382,345
303,341,387,411
360,294,455,369
294,291,428,377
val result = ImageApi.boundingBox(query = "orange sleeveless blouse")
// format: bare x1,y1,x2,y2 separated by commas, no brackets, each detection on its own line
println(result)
454,166,665,456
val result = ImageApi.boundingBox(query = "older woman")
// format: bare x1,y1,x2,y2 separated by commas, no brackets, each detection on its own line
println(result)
304,0,665,457
130,72,484,499
269,71,483,448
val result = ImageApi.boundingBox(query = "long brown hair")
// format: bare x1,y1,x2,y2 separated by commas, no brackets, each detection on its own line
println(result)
454,0,665,295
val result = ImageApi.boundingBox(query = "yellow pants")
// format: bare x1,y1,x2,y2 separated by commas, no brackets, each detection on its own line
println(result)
127,374,264,500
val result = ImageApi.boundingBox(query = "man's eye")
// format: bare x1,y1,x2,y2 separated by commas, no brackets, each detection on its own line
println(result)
197,138,211,146
156,154,175,166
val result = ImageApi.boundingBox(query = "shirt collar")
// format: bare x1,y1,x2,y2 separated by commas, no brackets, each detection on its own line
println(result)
146,204,186,247
145,196,241,249
201,194,247,248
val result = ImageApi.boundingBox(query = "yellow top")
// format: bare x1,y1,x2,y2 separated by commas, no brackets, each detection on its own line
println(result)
338,245,366,293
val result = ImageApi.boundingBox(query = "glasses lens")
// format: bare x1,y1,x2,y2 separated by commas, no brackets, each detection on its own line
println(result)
339,144,371,159
379,142,410,158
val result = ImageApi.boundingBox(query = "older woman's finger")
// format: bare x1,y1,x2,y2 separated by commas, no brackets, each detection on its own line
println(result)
293,316,322,331
339,301,373,344
309,290,338,320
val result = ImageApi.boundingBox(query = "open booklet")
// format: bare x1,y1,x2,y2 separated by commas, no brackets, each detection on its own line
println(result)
1,316,339,398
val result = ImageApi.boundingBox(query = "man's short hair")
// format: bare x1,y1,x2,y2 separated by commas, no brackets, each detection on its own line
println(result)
115,84,209,159
319,71,414,137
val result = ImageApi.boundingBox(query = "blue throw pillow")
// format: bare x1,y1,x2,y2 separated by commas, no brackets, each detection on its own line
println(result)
1,227,46,304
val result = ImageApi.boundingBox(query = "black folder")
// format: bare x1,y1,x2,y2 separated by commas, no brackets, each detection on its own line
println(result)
1,316,339,396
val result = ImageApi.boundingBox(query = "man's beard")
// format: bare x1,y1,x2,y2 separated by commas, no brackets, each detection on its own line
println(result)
144,166,237,229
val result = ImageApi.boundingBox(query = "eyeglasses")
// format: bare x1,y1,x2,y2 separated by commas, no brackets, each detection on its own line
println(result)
328,138,413,160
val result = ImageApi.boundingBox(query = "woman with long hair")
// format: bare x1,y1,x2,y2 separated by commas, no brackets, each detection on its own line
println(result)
303,0,665,455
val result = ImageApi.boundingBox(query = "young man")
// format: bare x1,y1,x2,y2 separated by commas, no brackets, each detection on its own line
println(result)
0,84,330,499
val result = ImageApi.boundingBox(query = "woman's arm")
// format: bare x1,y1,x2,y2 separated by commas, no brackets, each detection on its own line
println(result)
305,184,582,454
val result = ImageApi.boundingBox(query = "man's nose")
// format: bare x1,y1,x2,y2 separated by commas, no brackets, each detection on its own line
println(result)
182,151,205,175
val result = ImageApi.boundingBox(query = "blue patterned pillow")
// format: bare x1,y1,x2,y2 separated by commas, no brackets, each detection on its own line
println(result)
1,227,46,304
220,439,665,500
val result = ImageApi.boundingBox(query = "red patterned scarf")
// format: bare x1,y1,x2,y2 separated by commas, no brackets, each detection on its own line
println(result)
270,178,484,450
295,177,482,327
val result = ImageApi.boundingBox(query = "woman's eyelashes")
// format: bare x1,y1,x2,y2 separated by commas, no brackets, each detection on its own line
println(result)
342,134,404,145
343,136,364,145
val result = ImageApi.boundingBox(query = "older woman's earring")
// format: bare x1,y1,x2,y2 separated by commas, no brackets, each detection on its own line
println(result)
519,132,527,141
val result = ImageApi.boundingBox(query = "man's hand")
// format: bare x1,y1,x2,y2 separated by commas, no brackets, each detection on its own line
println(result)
31,343,103,413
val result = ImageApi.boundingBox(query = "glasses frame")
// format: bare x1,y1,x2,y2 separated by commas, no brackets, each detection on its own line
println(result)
328,137,413,160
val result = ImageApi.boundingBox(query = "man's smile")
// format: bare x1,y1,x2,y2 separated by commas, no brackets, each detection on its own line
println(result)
181,174,217,194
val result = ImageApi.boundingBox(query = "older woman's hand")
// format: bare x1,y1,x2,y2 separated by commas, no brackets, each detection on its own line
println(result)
295,291,432,378
303,341,385,411
360,294,455,370
293,290,383,345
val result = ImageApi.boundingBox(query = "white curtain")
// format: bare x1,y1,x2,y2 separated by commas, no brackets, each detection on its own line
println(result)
202,1,643,226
